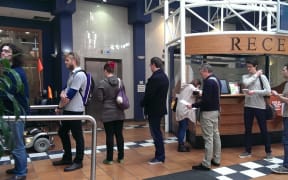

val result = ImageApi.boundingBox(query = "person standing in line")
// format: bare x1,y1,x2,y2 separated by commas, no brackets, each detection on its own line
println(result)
52,52,86,172
96,61,125,165
176,79,201,152
1,43,29,180
239,59,272,159
270,64,288,174
188,63,221,171
141,57,169,165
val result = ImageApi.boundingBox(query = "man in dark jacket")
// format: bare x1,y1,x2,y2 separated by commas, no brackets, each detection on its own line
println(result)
141,57,169,165
188,63,222,171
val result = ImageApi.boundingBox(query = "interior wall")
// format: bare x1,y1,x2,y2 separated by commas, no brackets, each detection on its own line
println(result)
72,0,134,119
145,13,191,80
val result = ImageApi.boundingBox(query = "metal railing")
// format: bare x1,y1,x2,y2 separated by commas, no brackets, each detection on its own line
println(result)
3,105,97,180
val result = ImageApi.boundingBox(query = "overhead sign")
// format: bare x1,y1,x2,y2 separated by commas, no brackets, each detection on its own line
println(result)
185,34,288,55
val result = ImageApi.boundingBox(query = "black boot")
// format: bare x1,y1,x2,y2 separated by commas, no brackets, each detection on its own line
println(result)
178,143,190,152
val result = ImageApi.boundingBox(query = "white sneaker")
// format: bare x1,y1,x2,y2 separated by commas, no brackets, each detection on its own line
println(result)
239,152,251,158
148,158,163,165
271,166,288,174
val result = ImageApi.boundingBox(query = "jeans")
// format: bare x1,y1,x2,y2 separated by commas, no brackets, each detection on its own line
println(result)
103,120,124,161
58,111,84,163
200,111,221,167
148,115,165,162
283,117,288,168
177,118,189,144
9,120,27,176
244,107,271,154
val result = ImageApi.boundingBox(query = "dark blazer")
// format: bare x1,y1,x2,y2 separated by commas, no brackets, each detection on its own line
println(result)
141,69,169,116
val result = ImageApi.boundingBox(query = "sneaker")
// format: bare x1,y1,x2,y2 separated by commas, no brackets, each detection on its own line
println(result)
148,158,163,165
117,159,124,164
265,153,273,160
103,159,113,165
271,166,288,174
239,152,251,158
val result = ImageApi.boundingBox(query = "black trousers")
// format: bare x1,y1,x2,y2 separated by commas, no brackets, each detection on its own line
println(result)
58,110,84,163
103,120,124,161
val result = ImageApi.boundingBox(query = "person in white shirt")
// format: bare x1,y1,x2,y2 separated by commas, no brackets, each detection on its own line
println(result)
176,79,201,152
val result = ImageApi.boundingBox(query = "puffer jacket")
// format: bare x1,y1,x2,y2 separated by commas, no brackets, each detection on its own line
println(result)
96,75,125,123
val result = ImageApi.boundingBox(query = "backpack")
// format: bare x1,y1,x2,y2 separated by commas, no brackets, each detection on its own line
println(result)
116,78,129,110
75,70,95,106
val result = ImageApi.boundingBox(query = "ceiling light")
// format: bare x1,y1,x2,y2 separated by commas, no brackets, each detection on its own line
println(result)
103,0,107,2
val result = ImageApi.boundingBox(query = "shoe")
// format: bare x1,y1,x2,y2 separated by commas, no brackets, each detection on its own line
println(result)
148,158,163,165
192,163,210,171
5,175,26,180
64,163,83,172
271,166,288,174
178,144,190,152
117,159,124,164
239,152,251,158
211,159,220,166
6,168,28,175
52,159,73,166
103,159,113,165
6,168,15,174
265,153,273,160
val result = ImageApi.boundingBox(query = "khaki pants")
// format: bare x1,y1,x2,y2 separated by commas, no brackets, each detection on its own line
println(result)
200,111,221,167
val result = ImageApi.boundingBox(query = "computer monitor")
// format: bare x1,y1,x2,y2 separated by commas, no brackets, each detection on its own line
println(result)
220,79,230,94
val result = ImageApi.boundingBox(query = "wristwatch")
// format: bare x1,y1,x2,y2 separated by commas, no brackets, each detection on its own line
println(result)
57,106,63,110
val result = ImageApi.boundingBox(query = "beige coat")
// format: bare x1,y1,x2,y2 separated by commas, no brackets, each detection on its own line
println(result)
176,84,199,122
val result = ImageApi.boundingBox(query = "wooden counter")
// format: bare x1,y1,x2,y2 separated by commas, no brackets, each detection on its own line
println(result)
194,94,283,136
178,94,284,148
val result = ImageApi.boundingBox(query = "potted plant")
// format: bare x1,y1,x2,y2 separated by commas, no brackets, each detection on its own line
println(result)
0,56,26,157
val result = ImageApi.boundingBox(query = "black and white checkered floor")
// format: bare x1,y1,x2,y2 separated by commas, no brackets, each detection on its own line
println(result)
0,136,284,180
0,137,178,166
0,123,285,179
210,157,284,180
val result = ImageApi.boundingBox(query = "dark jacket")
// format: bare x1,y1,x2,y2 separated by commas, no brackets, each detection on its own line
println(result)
141,69,169,116
1,66,30,115
96,75,125,123
193,74,221,111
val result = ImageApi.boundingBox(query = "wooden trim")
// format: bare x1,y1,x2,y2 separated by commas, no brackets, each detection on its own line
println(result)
185,34,288,55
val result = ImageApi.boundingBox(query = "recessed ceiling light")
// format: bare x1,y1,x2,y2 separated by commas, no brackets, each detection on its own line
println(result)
103,0,107,2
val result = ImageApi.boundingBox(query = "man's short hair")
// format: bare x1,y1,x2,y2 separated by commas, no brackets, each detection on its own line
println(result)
199,63,213,73
65,52,80,66
150,57,163,69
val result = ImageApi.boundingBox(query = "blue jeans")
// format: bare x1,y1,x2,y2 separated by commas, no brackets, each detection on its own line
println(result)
9,120,27,176
148,115,165,162
244,107,271,153
177,118,189,144
283,117,288,168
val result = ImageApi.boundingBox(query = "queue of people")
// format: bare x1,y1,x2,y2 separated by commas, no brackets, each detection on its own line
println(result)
1,43,288,180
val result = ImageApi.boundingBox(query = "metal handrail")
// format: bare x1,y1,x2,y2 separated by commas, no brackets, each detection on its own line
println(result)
3,109,97,180
30,104,58,110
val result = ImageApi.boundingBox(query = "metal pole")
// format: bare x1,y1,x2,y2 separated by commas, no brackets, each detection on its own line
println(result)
3,114,97,180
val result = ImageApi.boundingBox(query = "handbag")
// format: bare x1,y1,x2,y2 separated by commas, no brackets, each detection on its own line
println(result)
171,97,178,112
259,76,276,120
116,78,130,110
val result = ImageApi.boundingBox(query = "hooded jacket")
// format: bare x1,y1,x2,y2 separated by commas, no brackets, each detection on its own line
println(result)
96,75,125,122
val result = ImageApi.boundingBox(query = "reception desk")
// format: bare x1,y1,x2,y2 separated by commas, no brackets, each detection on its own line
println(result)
184,94,283,148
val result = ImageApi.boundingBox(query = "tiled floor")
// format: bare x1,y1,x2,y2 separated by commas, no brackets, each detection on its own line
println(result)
0,120,287,180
